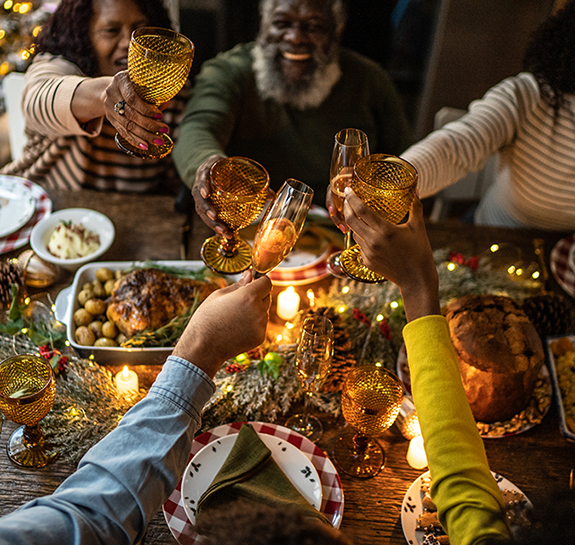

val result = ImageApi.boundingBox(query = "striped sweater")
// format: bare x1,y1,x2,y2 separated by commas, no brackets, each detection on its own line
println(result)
0,53,188,193
402,72,575,231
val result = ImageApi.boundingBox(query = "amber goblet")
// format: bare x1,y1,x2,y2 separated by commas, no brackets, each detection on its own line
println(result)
115,26,194,160
0,355,57,467
332,365,404,478
340,154,418,283
201,157,270,274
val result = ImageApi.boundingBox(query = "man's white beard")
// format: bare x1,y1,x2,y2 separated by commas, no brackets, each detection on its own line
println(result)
252,42,342,110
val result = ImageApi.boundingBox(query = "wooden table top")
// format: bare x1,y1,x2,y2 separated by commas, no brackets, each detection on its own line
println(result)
1,188,574,545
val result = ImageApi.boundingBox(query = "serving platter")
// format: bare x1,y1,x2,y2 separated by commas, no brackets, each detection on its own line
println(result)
545,335,575,442
54,260,233,365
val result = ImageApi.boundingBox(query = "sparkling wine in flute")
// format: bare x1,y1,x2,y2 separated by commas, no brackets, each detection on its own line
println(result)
252,217,297,275
251,178,314,277
330,168,353,216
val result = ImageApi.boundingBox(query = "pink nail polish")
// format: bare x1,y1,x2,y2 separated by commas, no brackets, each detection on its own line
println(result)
159,127,169,134
328,206,334,215
139,143,148,150
153,138,164,145
153,113,163,119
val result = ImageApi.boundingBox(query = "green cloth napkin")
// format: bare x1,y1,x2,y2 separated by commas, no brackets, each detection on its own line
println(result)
196,424,327,524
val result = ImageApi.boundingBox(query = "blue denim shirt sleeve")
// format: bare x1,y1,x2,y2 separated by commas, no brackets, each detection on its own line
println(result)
0,355,215,545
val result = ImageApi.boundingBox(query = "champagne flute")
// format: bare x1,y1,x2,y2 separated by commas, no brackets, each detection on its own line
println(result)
0,354,57,467
115,27,194,160
201,157,270,274
340,154,418,283
251,179,314,278
285,315,334,442
326,128,370,278
332,365,404,478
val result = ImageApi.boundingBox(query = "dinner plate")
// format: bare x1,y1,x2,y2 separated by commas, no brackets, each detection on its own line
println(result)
396,344,552,438
401,470,531,545
163,422,344,545
550,233,575,299
181,432,323,525
0,175,36,237
0,178,52,255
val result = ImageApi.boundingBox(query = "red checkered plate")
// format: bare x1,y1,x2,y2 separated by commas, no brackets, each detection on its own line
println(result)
163,421,344,544
550,233,575,299
0,177,52,255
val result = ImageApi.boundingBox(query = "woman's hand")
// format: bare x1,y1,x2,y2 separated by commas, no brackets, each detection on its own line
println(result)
343,189,440,321
104,71,170,152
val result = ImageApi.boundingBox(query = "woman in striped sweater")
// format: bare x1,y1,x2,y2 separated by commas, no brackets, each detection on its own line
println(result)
0,0,188,193
401,1,575,231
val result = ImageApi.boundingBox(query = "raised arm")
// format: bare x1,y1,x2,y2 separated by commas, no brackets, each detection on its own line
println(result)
343,190,510,545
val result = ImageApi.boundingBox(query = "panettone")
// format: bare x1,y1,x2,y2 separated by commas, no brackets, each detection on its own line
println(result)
445,294,544,423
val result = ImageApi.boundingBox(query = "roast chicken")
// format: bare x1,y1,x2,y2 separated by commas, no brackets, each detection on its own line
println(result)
106,268,224,338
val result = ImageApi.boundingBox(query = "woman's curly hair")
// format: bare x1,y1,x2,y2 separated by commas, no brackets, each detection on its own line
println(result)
34,0,173,77
523,0,575,111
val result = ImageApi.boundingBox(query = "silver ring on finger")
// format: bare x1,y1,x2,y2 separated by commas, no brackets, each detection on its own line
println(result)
114,100,126,115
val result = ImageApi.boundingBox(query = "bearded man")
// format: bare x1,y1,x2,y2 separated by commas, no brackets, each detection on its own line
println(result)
173,0,413,235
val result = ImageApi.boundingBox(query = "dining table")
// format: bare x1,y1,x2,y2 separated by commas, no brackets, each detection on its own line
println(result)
1,187,574,545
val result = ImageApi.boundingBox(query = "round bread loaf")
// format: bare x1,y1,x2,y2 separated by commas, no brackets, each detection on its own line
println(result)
445,294,544,423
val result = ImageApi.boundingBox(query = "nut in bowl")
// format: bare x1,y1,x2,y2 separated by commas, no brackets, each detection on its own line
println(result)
30,208,115,272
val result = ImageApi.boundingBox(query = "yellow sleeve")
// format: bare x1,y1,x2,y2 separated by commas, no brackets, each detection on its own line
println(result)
403,315,510,545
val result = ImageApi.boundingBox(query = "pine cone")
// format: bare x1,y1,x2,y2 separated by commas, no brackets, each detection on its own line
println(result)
297,306,357,393
521,292,574,339
0,260,22,306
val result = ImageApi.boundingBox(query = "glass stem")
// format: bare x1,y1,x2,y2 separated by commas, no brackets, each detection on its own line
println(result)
344,231,351,250
352,433,368,461
218,232,239,257
302,391,312,426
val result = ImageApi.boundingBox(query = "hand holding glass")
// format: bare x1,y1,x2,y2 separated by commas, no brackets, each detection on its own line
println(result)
0,355,57,467
201,157,270,274
285,315,334,442
115,27,194,159
251,179,314,278
340,154,418,283
326,128,370,278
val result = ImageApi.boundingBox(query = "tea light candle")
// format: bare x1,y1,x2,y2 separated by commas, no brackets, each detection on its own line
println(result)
406,435,428,469
277,286,300,321
115,366,139,395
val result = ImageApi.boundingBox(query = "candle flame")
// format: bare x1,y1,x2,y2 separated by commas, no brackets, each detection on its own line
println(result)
122,365,130,378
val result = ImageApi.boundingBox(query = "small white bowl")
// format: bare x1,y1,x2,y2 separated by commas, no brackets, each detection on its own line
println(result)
30,208,115,272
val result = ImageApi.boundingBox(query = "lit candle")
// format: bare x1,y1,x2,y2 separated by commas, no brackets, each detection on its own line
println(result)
277,286,300,321
406,435,428,469
115,365,139,395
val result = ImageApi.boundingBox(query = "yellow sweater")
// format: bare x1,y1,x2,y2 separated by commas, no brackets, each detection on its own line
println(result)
403,315,511,545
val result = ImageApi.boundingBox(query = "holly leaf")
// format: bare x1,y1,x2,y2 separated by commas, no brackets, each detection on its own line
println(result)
0,317,24,336
256,353,283,380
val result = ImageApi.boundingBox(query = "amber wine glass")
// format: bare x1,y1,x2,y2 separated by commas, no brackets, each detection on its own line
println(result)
332,365,403,478
340,154,418,283
0,355,57,468
115,27,194,160
201,157,270,274
285,315,334,442
251,179,314,277
326,128,370,278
